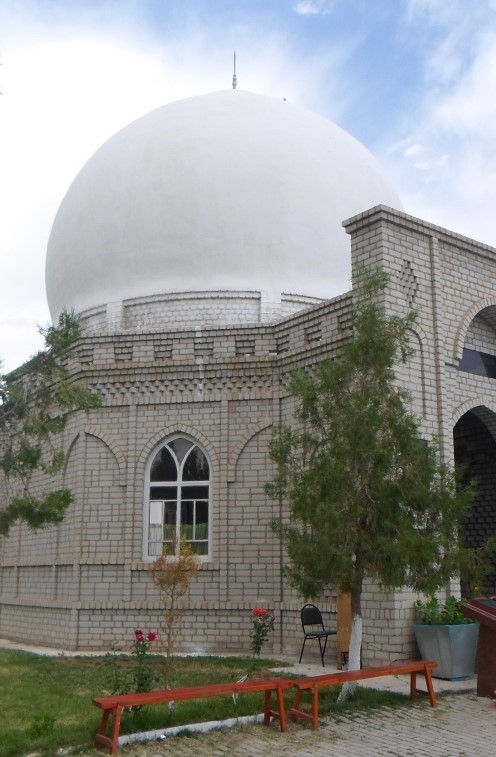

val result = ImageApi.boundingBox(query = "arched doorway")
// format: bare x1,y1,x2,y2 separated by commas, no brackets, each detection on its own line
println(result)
453,407,496,596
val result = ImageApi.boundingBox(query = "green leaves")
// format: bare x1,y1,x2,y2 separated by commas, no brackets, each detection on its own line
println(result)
0,490,73,536
414,595,474,625
0,311,101,536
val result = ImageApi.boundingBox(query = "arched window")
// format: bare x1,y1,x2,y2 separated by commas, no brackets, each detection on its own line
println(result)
458,308,496,379
145,437,210,558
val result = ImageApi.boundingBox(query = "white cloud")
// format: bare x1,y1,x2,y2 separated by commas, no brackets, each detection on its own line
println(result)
377,1,496,246
294,1,334,17
413,154,448,171
406,0,479,27
403,143,423,158
431,31,496,137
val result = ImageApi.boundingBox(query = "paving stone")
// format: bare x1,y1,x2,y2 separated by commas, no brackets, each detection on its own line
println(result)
79,691,495,757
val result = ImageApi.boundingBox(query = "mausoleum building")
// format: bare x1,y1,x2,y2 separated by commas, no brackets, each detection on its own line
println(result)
1,90,495,661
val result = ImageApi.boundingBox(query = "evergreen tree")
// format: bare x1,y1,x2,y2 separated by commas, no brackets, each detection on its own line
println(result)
0,312,101,536
267,269,476,691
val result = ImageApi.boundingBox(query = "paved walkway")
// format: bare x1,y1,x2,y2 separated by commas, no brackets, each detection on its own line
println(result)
101,668,493,757
80,690,495,757
2,639,494,756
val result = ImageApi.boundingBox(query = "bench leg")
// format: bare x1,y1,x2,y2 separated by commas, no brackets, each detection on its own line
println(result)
263,686,287,732
289,687,320,729
293,688,303,714
276,685,287,732
110,706,123,755
94,705,122,755
94,709,111,750
409,671,417,701
423,668,437,707
263,689,272,726
311,686,320,730
409,668,437,708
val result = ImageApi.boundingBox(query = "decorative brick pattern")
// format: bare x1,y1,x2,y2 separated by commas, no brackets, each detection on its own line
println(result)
399,259,419,307
304,321,322,343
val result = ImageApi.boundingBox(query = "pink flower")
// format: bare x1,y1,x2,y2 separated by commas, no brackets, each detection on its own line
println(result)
135,629,144,642
147,632,157,642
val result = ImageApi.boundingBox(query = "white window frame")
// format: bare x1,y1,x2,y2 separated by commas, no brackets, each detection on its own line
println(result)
143,435,211,561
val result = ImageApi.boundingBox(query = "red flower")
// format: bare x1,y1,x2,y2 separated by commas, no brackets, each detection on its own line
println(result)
135,629,144,642
251,607,267,616
147,632,157,642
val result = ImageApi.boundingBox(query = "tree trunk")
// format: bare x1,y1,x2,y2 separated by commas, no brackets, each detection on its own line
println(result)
337,585,362,702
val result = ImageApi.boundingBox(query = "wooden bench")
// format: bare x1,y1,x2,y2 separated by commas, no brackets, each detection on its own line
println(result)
289,661,438,731
93,677,290,754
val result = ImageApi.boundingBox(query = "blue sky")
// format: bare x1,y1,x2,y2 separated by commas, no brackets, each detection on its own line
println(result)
1,0,496,370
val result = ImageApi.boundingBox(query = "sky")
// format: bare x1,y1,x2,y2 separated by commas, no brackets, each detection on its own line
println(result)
1,0,496,371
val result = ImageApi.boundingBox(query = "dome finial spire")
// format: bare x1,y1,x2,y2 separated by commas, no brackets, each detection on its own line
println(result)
232,51,237,90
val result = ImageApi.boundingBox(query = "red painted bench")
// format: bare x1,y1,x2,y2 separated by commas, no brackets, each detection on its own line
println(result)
289,660,438,731
93,677,290,755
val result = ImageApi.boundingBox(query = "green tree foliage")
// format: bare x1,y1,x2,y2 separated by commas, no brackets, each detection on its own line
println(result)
0,312,101,536
267,268,477,671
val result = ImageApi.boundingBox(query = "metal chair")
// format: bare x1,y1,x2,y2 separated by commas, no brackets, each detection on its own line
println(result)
299,603,337,666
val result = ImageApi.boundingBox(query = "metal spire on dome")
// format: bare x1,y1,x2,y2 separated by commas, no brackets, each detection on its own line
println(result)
232,51,237,90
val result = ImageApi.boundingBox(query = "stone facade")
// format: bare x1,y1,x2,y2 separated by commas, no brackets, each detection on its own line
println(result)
1,206,496,662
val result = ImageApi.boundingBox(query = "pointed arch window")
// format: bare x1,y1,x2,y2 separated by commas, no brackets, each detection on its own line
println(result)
146,437,210,558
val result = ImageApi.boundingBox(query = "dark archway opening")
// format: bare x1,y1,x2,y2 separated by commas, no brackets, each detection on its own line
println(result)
454,408,496,596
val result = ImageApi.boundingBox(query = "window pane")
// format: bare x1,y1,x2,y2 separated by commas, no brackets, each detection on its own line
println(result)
150,447,177,481
196,500,208,524
150,486,177,500
190,542,208,555
180,502,194,542
163,501,177,525
458,347,496,378
149,501,163,525
148,501,164,557
481,352,496,378
183,447,209,480
195,521,208,539
180,500,208,543
181,501,193,525
458,348,486,376
163,502,177,544
181,523,194,540
163,524,176,541
182,485,208,499
169,438,193,465
148,530,163,556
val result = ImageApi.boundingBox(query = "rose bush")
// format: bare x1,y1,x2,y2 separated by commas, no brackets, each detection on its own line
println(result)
105,629,160,699
132,629,159,694
250,608,275,656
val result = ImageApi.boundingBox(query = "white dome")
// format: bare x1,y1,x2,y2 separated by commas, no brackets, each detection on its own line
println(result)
45,90,402,323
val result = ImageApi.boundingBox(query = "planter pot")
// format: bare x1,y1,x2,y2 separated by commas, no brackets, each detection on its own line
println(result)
413,623,479,680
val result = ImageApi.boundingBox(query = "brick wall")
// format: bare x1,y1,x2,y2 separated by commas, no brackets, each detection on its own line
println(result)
3,206,496,659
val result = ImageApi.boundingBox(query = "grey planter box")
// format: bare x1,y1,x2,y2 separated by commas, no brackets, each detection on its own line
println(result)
413,623,479,680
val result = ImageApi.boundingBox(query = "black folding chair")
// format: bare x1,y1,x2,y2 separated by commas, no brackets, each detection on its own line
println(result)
299,603,337,666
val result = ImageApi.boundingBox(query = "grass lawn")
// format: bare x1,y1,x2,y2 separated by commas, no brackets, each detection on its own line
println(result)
0,649,410,757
